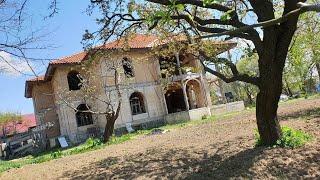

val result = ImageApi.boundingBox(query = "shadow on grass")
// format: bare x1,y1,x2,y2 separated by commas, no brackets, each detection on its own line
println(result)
60,135,320,179
60,138,264,179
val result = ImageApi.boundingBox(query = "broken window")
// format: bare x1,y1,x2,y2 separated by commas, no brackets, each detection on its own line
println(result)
76,104,93,127
122,57,134,78
129,92,146,115
67,71,82,91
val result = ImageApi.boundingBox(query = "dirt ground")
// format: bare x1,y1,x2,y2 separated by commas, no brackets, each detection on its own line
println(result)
1,98,320,180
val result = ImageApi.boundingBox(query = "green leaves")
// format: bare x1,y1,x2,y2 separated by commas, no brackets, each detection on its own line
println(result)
145,1,185,29
255,126,312,148
175,4,185,11
220,9,234,21
276,126,312,148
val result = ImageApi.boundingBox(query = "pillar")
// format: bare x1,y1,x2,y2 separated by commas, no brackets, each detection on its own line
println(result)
182,82,190,111
175,52,182,75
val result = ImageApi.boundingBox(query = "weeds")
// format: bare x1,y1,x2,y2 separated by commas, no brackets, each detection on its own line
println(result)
255,126,312,148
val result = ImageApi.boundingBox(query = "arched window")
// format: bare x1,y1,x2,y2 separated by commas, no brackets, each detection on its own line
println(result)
76,104,93,127
67,71,82,91
122,57,134,77
129,92,146,115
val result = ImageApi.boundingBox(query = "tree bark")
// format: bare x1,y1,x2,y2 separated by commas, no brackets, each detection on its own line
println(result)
103,115,116,143
316,63,320,82
256,81,282,145
103,100,121,143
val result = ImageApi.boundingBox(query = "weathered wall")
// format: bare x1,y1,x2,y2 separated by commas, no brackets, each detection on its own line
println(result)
210,101,245,115
46,49,167,143
31,82,60,139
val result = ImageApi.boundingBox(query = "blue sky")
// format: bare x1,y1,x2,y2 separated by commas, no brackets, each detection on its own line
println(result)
0,1,98,114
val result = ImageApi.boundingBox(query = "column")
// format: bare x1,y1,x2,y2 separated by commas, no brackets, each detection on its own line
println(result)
182,81,190,111
175,52,182,76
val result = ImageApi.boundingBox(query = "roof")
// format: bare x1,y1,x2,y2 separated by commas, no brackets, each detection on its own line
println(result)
25,34,236,98
103,34,158,49
49,34,158,65
26,75,45,82
0,114,36,137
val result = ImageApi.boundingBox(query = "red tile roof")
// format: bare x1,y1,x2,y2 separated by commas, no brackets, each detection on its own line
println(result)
26,75,45,82
103,34,158,49
49,34,158,65
50,51,88,65
0,114,36,137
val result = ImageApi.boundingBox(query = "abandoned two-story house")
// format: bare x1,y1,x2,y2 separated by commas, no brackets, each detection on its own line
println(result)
25,34,235,147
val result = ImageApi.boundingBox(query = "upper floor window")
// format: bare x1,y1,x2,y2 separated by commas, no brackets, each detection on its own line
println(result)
129,92,146,115
67,71,82,91
76,104,93,127
122,57,134,78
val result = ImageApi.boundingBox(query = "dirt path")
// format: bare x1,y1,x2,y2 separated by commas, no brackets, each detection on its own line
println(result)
1,98,320,179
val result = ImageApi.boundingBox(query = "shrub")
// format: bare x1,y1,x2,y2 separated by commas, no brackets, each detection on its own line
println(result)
255,126,312,148
85,137,102,148
202,115,208,120
50,150,62,159
276,126,312,148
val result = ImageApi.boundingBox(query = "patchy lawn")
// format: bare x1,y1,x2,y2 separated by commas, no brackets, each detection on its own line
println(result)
1,97,319,179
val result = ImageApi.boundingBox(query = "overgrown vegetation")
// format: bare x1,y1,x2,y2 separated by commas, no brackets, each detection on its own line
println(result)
255,126,312,148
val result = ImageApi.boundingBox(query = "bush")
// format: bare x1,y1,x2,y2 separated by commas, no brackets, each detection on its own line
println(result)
50,150,62,159
85,138,102,148
202,115,208,120
255,126,312,148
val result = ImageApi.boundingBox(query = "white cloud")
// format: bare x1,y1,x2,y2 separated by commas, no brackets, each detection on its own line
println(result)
0,51,33,76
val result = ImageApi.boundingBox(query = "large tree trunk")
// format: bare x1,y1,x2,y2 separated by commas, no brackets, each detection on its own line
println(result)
253,0,300,145
103,101,121,143
256,80,282,145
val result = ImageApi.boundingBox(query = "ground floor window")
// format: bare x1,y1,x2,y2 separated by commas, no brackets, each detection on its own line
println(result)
76,104,93,127
130,92,146,115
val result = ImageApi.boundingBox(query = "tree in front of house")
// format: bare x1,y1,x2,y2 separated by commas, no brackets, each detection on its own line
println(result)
84,0,320,145
57,51,125,143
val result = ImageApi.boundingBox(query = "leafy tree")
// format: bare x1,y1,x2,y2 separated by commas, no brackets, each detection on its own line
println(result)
236,53,259,105
284,7,320,95
84,0,320,145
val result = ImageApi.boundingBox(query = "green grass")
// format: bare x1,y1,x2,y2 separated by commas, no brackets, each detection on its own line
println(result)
255,126,313,148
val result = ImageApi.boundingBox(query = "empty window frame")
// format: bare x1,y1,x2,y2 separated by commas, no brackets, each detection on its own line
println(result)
76,104,93,127
129,92,146,115
67,71,82,90
122,57,134,78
